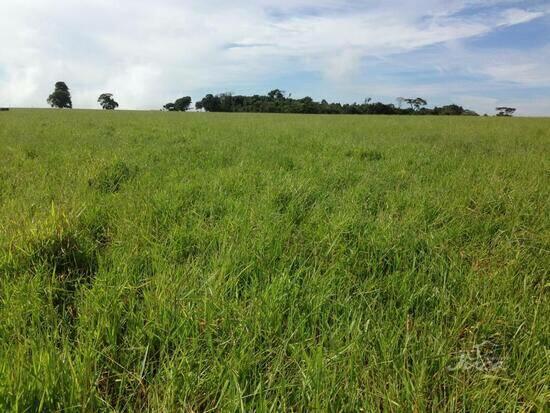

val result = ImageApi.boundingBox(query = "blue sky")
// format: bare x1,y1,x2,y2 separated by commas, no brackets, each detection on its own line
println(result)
1,0,549,115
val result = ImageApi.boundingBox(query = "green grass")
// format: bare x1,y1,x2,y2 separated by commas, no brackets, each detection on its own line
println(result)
0,109,548,411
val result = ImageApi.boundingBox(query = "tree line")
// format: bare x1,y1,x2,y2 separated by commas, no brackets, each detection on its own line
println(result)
45,82,517,116
194,90,481,116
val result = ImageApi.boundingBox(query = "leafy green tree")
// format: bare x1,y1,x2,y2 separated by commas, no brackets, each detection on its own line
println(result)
47,82,72,108
164,97,191,111
496,107,516,117
405,97,427,111
198,94,221,112
268,89,285,100
174,96,192,111
98,93,119,110
433,104,464,116
431,104,477,116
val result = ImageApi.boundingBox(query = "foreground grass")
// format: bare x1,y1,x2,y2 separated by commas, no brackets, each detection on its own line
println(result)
0,109,548,411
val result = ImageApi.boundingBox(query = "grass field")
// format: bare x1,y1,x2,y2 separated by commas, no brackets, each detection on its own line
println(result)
0,109,548,411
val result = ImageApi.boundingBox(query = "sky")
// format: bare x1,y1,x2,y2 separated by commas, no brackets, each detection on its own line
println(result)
1,0,549,115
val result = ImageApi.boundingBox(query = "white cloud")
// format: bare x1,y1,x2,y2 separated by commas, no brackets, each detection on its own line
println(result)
0,0,548,112
498,8,544,26
480,53,550,86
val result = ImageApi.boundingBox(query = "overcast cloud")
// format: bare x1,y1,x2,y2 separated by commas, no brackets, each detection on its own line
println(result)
1,0,549,115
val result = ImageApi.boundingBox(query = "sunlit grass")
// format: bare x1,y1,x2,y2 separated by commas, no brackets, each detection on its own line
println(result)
0,109,548,411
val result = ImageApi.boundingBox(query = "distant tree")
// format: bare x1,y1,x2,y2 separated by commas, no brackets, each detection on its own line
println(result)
368,102,398,115
433,104,464,116
431,105,478,116
267,89,285,100
496,107,516,117
396,97,406,109
174,96,192,111
415,98,428,111
405,97,427,111
47,81,72,108
218,93,234,111
98,93,119,110
164,96,192,111
199,94,221,112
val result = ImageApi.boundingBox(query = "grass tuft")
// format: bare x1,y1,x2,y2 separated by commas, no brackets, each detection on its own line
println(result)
359,150,383,161
88,160,136,193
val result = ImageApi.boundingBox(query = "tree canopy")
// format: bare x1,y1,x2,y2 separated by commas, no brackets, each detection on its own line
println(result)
404,98,427,111
194,90,478,116
163,96,192,111
98,93,119,110
47,82,72,109
496,107,516,117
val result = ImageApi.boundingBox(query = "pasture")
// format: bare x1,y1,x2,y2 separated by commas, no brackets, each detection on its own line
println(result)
0,109,548,411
